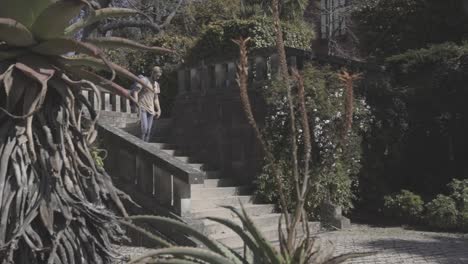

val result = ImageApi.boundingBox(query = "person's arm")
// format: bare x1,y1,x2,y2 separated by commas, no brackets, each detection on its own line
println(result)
133,83,142,102
154,94,161,118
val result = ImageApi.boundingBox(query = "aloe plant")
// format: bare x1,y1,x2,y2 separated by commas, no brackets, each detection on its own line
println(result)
0,1,172,263
125,206,372,264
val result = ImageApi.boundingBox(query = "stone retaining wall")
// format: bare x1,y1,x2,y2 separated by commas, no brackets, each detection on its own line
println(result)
97,121,204,217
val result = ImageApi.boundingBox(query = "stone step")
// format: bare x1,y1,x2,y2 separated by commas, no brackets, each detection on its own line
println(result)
151,136,170,143
188,163,206,171
214,222,321,249
148,142,177,150
154,118,172,126
151,131,171,138
161,149,176,155
191,178,237,188
205,171,221,179
190,204,275,219
191,186,252,199
191,196,253,211
175,156,202,163
203,213,281,236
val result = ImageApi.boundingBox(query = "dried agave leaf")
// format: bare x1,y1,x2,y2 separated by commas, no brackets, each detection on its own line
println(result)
0,18,35,47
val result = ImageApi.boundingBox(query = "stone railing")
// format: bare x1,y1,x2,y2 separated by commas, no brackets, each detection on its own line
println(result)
81,88,135,114
176,51,309,95
97,121,204,217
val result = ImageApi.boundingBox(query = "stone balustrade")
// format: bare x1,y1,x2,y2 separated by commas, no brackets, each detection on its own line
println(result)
81,88,135,114
176,53,308,95
97,121,204,217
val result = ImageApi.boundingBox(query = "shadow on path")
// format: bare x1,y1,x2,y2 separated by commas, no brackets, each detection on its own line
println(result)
360,235,468,264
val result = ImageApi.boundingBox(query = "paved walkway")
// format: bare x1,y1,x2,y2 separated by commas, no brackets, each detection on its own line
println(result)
317,225,468,264
115,225,468,263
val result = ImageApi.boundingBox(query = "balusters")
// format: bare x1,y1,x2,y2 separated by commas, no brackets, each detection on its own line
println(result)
177,69,186,94
215,63,227,90
227,62,236,89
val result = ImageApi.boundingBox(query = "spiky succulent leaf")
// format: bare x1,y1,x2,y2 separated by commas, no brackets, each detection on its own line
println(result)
31,38,101,57
0,18,35,47
225,205,283,264
0,0,55,27
65,7,139,36
118,220,173,248
146,259,203,264
206,217,261,253
322,252,376,264
56,56,154,91
126,215,234,259
0,50,27,61
32,0,87,39
85,37,174,54
128,247,233,264
66,67,137,104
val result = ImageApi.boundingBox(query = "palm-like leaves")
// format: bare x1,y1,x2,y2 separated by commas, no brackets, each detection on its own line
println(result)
0,1,172,263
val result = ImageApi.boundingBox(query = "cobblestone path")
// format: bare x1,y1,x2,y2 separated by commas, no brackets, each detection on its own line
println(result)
115,225,468,263
318,225,468,264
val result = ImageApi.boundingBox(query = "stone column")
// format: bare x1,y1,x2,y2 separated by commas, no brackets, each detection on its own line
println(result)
177,69,187,94
226,62,237,90
215,63,227,90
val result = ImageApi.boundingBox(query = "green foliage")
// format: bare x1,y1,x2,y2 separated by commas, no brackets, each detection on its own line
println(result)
358,41,468,213
448,178,468,211
242,0,309,19
386,42,468,73
459,210,468,232
353,0,468,57
185,0,242,32
383,190,424,223
425,195,458,230
255,160,292,204
90,147,107,168
187,17,314,63
255,64,372,215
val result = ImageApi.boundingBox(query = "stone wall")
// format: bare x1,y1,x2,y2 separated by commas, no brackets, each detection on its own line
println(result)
171,50,304,184
171,48,383,185
97,121,204,217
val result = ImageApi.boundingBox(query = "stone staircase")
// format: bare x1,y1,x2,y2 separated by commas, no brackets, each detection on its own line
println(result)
122,117,321,250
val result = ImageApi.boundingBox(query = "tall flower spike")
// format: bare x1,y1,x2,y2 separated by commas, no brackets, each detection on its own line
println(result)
338,70,362,142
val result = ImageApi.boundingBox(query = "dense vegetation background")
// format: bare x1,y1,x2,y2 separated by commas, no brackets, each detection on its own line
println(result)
89,0,468,228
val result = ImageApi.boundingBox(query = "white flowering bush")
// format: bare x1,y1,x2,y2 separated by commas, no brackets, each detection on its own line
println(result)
255,64,373,215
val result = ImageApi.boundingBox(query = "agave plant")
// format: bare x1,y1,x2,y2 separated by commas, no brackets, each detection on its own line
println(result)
124,206,371,264
0,1,172,263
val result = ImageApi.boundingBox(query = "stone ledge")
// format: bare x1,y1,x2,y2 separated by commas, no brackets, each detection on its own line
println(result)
97,121,204,184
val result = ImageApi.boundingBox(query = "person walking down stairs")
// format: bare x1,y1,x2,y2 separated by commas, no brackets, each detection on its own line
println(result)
133,66,163,142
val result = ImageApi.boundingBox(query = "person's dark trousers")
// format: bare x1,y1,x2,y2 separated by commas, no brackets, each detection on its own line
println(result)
140,109,155,142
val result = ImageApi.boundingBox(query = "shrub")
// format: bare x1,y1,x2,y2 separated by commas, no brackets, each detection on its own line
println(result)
383,190,424,223
186,17,315,63
255,64,373,215
459,210,468,232
425,195,458,230
448,178,468,211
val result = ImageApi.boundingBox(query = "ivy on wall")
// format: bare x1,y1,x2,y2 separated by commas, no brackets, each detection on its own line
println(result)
186,17,315,63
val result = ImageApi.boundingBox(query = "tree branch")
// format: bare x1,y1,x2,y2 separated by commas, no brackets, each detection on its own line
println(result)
99,20,161,33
